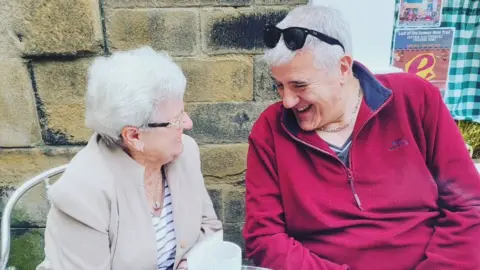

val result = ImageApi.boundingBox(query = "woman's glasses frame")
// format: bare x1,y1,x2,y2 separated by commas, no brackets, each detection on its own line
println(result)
147,111,185,129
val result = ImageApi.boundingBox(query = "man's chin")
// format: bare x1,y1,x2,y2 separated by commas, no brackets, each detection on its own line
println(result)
298,122,317,132
294,114,319,132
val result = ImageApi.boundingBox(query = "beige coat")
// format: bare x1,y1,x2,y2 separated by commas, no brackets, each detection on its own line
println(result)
36,133,223,270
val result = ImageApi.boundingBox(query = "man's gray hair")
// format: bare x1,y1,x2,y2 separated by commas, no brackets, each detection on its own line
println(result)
264,4,353,72
85,46,186,146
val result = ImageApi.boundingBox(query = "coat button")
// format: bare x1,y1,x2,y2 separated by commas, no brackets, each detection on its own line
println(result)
180,241,186,249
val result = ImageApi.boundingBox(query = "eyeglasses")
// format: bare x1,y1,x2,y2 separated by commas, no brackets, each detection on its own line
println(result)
147,111,185,129
263,24,345,52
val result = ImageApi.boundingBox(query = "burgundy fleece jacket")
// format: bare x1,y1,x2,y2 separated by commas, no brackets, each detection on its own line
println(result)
243,63,480,270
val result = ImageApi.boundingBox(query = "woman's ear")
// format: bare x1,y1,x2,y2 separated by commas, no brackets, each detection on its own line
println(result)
121,126,144,152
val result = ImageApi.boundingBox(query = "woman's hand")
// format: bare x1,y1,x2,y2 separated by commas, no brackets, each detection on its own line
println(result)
177,259,188,269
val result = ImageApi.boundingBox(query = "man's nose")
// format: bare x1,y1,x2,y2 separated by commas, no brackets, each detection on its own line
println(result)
282,89,299,109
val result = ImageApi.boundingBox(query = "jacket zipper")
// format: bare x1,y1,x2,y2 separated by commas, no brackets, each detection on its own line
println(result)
347,168,363,211
346,94,393,210
281,94,393,211
282,127,364,210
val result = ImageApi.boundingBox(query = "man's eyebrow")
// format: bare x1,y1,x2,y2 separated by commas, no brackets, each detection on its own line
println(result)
289,80,308,85
270,75,308,85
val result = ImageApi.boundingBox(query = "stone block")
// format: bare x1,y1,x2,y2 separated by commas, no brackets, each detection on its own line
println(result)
0,147,81,227
200,144,248,184
255,0,308,4
106,9,198,56
224,223,245,254
200,0,252,6
7,229,45,270
207,185,224,221
201,7,289,54
177,56,253,102
0,0,103,56
253,55,280,102
0,10,22,57
0,58,42,147
185,101,270,144
33,58,94,145
104,0,251,8
224,188,245,223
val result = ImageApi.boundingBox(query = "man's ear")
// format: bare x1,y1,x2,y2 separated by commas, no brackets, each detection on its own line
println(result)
339,54,354,78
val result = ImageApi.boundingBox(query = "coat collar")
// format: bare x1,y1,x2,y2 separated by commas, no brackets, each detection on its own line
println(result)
352,61,392,111
91,133,188,268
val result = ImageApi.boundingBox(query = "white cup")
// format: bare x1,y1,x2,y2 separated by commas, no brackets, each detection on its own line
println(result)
212,241,242,270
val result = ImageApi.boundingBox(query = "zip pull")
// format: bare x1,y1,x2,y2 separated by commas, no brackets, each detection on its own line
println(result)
347,169,364,211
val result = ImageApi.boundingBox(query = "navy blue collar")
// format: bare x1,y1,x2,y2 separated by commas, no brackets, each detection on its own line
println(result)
352,61,392,111
281,61,392,135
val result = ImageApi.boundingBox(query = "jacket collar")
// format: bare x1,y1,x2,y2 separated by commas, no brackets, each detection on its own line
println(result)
353,61,392,111
91,133,187,268
281,61,392,137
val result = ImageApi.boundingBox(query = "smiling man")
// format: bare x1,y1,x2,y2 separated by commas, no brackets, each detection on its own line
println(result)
242,4,480,270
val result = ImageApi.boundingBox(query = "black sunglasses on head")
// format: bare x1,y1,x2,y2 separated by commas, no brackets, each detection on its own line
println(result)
263,24,345,52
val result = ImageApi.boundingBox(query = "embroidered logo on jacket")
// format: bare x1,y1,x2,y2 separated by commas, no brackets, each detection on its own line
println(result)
389,138,408,151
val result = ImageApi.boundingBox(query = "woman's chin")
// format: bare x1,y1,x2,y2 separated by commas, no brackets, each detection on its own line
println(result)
171,146,184,160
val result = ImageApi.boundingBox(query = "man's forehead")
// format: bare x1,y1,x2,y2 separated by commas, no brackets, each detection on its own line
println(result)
269,65,316,83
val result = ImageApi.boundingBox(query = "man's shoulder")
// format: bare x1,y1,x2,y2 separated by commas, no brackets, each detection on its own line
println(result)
255,101,283,126
375,72,440,100
250,101,283,138
375,71,429,85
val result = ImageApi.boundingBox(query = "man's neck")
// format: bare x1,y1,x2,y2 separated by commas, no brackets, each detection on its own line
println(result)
337,75,362,123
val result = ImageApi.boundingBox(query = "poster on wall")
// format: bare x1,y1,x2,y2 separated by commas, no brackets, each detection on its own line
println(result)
396,0,443,27
391,27,455,92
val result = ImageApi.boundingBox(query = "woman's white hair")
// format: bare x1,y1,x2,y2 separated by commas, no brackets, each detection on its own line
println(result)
264,4,353,72
85,46,186,145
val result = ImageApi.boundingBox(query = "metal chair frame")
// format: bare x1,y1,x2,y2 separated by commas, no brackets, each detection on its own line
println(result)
0,164,68,270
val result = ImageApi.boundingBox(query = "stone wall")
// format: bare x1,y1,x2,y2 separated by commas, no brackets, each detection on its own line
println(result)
0,0,306,268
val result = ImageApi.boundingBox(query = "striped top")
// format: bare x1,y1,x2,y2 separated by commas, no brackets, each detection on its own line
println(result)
151,180,176,270
328,136,353,167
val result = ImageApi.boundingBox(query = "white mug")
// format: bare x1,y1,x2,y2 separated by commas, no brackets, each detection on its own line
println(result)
212,241,242,270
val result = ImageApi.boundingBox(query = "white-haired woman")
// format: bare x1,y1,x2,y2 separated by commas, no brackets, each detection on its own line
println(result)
36,46,222,270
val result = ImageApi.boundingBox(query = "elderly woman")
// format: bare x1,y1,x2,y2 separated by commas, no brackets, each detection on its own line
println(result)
243,4,480,270
36,46,222,270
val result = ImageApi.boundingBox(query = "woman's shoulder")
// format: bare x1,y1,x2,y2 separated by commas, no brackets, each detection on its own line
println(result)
45,145,115,232
181,134,199,152
179,134,201,161
47,140,116,217
169,135,203,181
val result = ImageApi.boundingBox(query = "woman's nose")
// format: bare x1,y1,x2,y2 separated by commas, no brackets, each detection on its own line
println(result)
182,113,193,130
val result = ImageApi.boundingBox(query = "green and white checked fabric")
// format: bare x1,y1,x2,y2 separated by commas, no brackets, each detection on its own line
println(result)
441,0,480,123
